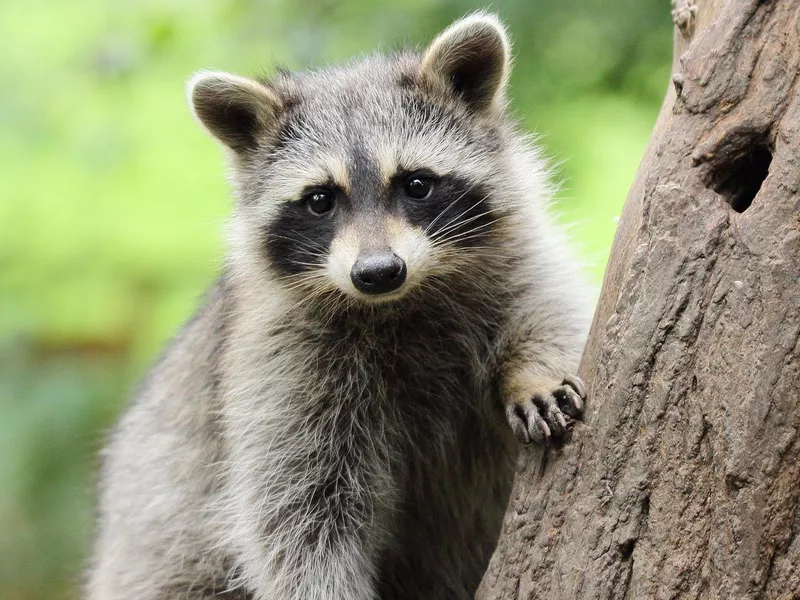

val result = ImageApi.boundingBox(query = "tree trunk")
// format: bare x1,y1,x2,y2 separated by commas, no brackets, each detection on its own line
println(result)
477,1,800,598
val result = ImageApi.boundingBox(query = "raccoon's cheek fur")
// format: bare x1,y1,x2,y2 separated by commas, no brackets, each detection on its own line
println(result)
325,219,436,302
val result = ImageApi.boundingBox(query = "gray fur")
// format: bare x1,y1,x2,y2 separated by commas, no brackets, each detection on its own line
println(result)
88,13,593,600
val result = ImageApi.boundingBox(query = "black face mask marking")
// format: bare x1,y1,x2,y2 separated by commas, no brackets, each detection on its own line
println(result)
264,189,342,277
397,175,495,249
263,170,497,279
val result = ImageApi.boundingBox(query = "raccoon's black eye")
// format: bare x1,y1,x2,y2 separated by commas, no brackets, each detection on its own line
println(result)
404,175,434,200
305,190,335,216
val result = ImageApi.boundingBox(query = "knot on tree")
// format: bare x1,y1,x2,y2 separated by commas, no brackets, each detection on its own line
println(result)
671,0,698,38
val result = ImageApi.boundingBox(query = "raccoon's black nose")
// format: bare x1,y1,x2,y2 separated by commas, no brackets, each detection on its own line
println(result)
350,252,407,295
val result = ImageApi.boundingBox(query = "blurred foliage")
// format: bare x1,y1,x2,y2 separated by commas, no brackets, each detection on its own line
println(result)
0,0,671,597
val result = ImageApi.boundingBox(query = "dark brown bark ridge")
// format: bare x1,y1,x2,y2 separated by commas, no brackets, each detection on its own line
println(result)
478,1,800,598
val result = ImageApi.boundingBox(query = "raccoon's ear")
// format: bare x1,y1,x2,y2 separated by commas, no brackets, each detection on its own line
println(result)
421,13,510,114
188,71,282,153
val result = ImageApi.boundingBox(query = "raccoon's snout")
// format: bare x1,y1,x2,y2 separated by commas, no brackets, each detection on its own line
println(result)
350,252,407,295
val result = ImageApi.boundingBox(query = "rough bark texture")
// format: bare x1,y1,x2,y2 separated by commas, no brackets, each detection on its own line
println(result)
478,1,800,598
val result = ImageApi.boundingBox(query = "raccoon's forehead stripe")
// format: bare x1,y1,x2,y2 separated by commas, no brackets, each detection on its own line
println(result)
374,128,497,184
267,152,351,202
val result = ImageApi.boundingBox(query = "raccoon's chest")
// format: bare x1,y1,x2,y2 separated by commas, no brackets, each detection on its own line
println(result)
385,349,483,407
359,320,495,414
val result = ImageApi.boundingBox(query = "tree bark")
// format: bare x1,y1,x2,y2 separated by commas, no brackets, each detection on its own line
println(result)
478,1,800,598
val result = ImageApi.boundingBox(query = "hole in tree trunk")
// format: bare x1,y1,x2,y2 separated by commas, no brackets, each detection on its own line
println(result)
619,539,636,560
707,143,772,213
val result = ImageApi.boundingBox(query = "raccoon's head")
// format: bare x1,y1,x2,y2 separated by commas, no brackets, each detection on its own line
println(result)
189,14,546,307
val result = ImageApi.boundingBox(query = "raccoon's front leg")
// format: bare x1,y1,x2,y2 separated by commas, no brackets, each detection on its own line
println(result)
233,498,385,600
226,420,392,600
504,373,587,445
235,480,387,600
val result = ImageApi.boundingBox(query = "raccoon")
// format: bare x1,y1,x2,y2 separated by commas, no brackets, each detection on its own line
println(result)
88,13,593,600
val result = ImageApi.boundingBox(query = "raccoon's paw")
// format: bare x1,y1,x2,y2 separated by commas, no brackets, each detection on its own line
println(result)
505,376,587,445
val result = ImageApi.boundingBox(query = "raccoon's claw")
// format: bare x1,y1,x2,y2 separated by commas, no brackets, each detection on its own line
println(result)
554,375,586,417
506,376,587,445
506,400,552,445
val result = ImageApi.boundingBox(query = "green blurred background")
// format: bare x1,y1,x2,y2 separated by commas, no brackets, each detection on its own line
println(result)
0,0,671,597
